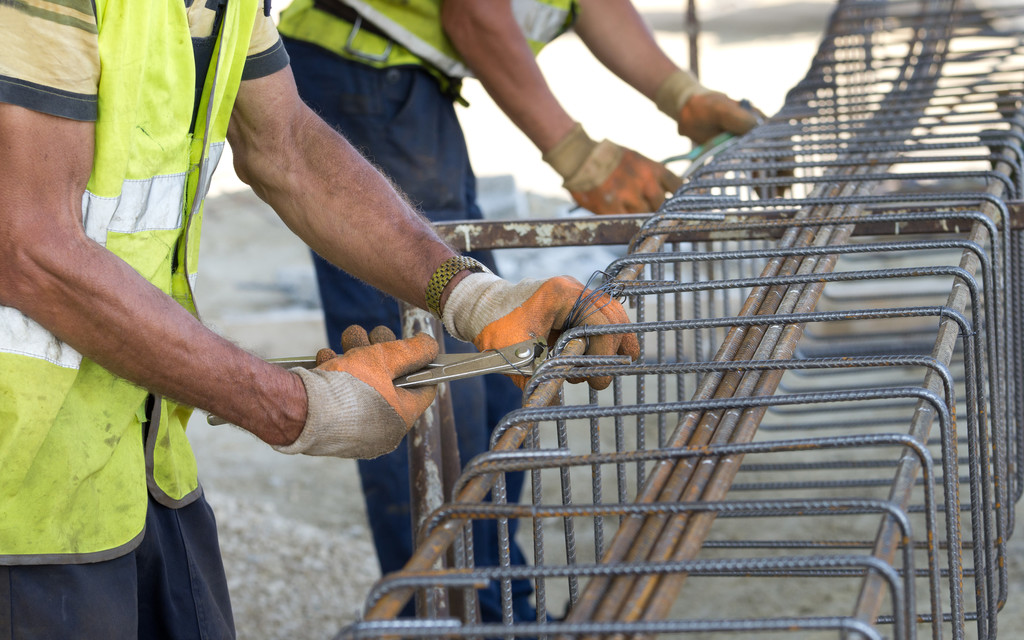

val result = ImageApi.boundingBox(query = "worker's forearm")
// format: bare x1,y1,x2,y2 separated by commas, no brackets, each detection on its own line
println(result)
0,102,305,444
575,0,678,101
441,0,576,152
1,225,305,444
228,74,458,310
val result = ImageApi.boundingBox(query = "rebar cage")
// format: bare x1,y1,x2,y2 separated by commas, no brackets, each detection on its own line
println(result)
338,0,1024,637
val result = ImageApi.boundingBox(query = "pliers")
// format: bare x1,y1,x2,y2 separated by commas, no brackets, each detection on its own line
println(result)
266,338,549,388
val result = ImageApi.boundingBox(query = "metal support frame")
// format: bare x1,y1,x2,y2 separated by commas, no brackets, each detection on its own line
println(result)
339,1,1024,637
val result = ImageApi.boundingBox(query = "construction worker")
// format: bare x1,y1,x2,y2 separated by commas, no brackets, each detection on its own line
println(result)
276,0,764,625
0,0,638,636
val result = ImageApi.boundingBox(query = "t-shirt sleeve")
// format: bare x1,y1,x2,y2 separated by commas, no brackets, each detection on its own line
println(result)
243,7,290,81
0,0,100,121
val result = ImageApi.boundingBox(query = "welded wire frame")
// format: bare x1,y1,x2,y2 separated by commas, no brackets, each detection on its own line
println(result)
337,0,1024,639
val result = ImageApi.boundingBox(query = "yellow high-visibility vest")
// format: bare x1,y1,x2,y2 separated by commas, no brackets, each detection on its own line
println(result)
0,0,259,562
278,0,577,78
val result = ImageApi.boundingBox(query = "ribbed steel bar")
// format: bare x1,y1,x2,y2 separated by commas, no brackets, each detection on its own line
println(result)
671,3,1016,637
345,0,1024,637
565,19,980,624
361,344,586,621
575,233,862,639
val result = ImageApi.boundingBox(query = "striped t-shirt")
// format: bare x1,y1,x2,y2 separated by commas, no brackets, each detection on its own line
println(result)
0,0,290,121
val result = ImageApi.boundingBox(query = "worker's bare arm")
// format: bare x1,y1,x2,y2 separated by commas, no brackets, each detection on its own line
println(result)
440,0,687,215
574,0,761,145
227,66,459,310
573,0,678,101
440,0,576,153
0,102,305,445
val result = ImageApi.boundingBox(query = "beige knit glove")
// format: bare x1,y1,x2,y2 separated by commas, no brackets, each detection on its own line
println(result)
442,272,544,343
442,272,639,390
274,328,438,459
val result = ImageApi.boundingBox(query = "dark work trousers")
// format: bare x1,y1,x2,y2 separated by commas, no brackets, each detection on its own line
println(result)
283,37,535,624
0,492,234,640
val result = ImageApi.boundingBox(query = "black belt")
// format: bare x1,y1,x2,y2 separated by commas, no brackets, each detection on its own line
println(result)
313,0,391,41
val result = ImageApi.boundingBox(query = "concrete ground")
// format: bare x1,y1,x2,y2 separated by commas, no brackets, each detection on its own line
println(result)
186,1,1024,638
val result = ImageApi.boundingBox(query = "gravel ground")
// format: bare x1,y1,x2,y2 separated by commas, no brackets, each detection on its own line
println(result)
212,496,377,639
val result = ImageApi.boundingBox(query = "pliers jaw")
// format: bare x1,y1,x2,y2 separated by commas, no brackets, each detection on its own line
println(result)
393,339,547,388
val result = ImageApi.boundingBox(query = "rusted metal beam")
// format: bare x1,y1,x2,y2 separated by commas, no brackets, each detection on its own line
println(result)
400,305,462,620
431,204,1024,253
432,216,651,252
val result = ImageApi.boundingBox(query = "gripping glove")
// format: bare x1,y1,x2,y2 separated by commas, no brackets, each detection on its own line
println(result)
274,325,438,459
442,273,640,390
654,69,763,145
543,123,682,215
656,69,785,197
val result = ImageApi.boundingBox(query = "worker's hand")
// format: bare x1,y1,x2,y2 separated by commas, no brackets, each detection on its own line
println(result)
442,273,640,390
653,69,763,145
568,146,684,215
681,92,790,199
676,91,764,145
654,70,787,198
274,326,438,459
543,123,682,215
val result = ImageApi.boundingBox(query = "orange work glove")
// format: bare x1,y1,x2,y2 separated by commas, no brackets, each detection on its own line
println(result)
655,69,785,198
654,69,763,145
441,273,640,390
273,325,438,459
543,123,682,215
677,91,764,145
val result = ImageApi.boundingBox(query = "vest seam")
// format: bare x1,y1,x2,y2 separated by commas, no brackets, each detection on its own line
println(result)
0,527,146,566
144,397,203,508
0,345,81,368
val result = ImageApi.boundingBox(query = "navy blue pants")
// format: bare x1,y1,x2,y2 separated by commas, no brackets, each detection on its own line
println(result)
0,493,234,640
284,38,535,623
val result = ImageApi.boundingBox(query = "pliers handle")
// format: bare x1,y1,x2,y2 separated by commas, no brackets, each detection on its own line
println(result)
393,339,547,388
265,338,548,388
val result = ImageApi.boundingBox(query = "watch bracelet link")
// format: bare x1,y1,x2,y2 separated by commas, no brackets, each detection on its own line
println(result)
425,256,486,318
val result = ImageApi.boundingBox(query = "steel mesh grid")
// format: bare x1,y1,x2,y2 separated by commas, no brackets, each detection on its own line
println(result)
338,0,1024,638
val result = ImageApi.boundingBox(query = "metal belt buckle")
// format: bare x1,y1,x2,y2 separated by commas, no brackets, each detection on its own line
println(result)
344,16,393,63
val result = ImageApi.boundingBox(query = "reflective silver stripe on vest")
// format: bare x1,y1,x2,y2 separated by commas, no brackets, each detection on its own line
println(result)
343,0,570,78
343,0,471,77
0,307,82,368
81,174,185,245
512,0,571,45
0,144,225,369
81,143,225,246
